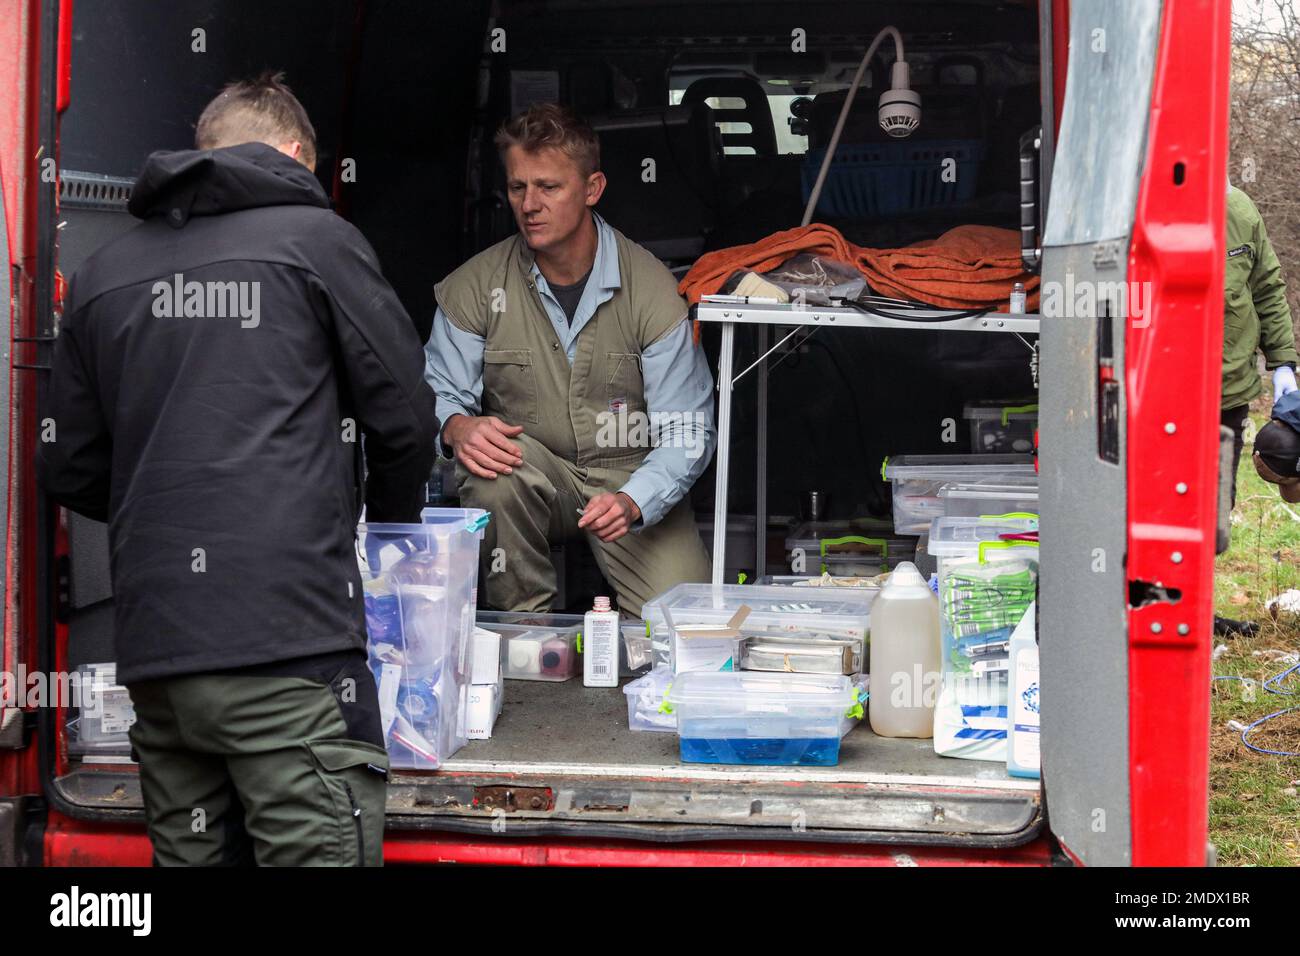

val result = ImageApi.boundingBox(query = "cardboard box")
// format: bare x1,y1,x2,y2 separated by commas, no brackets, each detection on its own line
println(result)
465,677,503,740
470,626,502,685
672,605,751,673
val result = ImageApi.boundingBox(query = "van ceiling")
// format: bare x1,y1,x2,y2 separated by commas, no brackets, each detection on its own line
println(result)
498,0,1040,46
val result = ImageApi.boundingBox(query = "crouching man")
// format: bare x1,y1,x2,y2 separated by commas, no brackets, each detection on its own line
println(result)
425,104,715,614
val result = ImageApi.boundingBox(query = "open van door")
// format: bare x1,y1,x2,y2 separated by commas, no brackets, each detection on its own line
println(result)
0,0,71,864
1039,0,1227,866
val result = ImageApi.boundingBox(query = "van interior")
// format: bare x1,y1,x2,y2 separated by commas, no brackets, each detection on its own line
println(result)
54,0,1048,847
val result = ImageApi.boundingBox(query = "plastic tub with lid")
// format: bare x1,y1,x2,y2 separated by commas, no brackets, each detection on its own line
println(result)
882,454,1037,533
663,671,858,766
964,401,1038,454
937,478,1039,520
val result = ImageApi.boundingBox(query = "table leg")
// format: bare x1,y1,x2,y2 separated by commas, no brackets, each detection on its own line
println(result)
756,325,768,579
712,322,735,586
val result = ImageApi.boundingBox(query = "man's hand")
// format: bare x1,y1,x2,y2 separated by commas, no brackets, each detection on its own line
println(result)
443,414,525,479
1273,366,1298,404
578,492,641,543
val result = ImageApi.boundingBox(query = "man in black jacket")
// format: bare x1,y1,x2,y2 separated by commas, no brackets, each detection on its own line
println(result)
37,73,439,866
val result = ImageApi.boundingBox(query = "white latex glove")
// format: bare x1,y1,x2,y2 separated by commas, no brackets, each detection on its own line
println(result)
1273,366,1298,404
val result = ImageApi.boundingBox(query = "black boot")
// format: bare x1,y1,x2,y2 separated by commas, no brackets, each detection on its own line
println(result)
1213,616,1259,639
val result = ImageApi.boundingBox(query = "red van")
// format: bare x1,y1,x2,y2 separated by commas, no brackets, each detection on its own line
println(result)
0,0,1227,866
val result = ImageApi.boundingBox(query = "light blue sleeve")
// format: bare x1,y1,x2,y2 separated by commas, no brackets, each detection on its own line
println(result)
424,306,485,450
618,320,718,528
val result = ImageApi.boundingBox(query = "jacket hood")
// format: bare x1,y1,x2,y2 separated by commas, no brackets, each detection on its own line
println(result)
127,142,329,226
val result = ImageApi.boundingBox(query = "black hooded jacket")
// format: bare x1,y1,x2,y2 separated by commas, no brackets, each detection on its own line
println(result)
37,143,440,683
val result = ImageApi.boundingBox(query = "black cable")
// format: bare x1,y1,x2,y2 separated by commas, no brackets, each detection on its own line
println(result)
838,297,996,322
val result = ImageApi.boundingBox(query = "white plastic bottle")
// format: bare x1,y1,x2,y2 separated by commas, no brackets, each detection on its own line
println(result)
1006,602,1041,778
868,562,941,738
583,596,620,688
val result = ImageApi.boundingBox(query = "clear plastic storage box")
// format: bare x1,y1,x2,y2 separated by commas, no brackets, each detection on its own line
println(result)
476,611,582,681
938,478,1039,520
964,401,1038,454
641,583,875,675
784,522,917,576
883,454,1037,533
66,662,136,758
623,666,676,733
357,508,488,769
664,671,857,766
756,573,885,590
929,516,1038,762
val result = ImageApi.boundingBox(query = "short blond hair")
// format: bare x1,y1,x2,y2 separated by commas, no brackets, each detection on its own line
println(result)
495,103,600,177
195,71,317,169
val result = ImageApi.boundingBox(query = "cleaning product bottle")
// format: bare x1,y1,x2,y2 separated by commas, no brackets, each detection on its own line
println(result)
1006,601,1040,778
868,562,941,738
583,596,620,688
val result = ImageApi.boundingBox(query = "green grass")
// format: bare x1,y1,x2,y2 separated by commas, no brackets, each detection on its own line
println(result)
1210,394,1300,866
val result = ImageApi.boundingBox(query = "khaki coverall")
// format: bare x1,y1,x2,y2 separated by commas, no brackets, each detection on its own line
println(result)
435,227,712,616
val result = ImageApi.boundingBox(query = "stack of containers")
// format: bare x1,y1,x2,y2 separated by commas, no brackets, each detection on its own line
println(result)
640,583,874,765
927,516,1038,763
356,507,489,769
883,454,1037,534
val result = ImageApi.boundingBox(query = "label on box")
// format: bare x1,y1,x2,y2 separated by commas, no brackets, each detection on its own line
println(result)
675,640,736,673
465,684,500,739
99,690,136,735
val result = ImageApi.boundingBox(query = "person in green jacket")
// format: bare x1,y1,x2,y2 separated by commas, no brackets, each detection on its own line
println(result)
1217,183,1298,637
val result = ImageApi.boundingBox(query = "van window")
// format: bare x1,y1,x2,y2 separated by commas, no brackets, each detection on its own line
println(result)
668,87,810,155
1043,0,1162,246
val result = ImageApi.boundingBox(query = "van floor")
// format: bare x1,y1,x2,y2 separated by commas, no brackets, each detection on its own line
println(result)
393,676,1044,842
62,676,1041,843
442,675,1035,790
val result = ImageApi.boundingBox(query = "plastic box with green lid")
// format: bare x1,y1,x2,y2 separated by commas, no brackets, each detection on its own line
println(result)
784,521,918,576
754,573,884,591
358,508,489,770
964,400,1038,454
664,671,860,766
928,516,1038,762
937,478,1039,520
882,454,1037,533
623,666,676,733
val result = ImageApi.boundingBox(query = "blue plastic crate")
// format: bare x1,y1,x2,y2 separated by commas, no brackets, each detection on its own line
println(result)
801,139,986,219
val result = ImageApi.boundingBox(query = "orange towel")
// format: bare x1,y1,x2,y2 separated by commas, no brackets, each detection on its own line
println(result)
678,223,858,305
678,223,1039,320
855,225,1040,311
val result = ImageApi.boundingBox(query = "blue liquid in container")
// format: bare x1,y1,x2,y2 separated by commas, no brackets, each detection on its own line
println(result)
679,736,840,766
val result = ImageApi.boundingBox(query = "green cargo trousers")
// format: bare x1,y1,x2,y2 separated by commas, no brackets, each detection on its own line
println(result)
126,651,389,866
460,432,712,616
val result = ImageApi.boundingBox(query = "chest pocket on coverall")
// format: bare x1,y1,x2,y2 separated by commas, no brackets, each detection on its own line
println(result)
482,349,539,424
